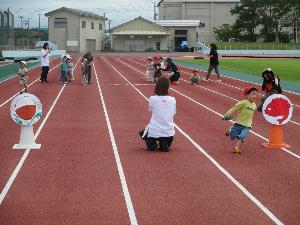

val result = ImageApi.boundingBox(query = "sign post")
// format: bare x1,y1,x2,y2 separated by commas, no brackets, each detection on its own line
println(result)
10,93,42,149
261,94,293,148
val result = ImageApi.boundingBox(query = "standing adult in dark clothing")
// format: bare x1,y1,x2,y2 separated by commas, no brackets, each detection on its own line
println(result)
81,52,93,84
205,43,221,82
40,42,51,83
164,58,180,84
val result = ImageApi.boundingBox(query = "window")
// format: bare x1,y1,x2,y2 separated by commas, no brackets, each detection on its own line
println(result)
82,21,86,28
91,22,94,29
99,23,102,30
54,18,67,28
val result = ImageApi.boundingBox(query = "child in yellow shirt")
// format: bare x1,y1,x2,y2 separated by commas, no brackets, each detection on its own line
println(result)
223,86,258,154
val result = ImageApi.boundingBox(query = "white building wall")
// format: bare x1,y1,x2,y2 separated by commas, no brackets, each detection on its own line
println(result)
48,11,80,51
79,17,105,52
158,0,239,43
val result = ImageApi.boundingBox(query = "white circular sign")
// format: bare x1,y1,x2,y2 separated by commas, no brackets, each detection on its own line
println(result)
10,93,42,126
262,94,293,125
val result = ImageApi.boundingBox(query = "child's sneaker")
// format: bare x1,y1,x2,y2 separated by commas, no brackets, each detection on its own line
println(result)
215,79,222,83
233,147,241,154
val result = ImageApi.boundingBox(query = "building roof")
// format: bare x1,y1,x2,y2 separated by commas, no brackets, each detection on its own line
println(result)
112,31,169,35
154,20,201,27
112,16,168,32
45,7,106,20
157,0,240,6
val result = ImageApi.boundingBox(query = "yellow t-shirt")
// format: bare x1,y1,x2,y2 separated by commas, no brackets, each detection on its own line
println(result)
226,100,256,128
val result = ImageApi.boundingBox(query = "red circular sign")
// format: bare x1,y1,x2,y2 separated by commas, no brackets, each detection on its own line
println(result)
262,94,293,125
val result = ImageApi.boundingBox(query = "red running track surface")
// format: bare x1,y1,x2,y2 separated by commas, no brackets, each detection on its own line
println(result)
0,55,299,225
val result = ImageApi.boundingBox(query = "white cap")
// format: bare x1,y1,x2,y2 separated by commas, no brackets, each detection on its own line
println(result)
20,61,27,65
267,68,272,71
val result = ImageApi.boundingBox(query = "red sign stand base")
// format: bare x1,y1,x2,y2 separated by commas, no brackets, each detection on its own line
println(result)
262,125,290,149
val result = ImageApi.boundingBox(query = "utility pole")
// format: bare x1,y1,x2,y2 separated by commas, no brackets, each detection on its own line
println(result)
108,20,112,33
38,14,41,32
153,2,157,20
19,16,24,29
38,13,42,40
24,18,31,49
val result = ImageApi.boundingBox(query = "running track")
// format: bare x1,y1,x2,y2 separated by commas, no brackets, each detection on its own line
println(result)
0,55,299,225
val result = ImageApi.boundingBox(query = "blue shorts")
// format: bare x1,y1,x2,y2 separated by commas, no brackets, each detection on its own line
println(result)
229,123,251,141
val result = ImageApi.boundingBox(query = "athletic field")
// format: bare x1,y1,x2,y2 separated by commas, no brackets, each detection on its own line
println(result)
0,54,299,225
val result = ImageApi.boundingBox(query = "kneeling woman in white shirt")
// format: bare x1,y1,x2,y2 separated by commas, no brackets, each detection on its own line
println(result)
139,77,176,152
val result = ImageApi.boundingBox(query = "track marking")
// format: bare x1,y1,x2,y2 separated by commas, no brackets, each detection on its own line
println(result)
0,62,61,108
102,56,284,225
0,58,80,205
119,58,300,160
92,62,138,225
99,83,154,86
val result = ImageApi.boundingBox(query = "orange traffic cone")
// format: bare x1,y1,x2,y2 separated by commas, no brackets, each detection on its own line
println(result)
262,125,290,148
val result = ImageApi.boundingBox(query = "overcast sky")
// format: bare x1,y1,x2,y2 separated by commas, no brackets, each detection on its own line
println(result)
1,0,160,29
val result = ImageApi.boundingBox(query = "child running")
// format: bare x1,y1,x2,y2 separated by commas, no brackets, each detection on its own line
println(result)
190,70,200,85
17,61,29,94
222,86,258,154
139,77,176,152
60,55,67,84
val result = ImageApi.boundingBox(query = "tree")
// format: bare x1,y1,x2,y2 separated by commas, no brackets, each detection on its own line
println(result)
258,0,294,42
213,24,240,41
230,0,260,41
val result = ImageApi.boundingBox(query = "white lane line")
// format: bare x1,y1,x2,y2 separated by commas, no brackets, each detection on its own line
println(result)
99,83,154,86
93,62,138,225
119,58,300,160
133,57,300,108
0,58,80,205
103,57,284,225
128,58,300,126
0,63,60,108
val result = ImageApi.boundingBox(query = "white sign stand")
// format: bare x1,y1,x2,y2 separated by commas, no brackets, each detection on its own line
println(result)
13,125,41,149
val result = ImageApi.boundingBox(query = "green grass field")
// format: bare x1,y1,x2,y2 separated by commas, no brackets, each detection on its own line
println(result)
177,58,300,83
215,42,300,50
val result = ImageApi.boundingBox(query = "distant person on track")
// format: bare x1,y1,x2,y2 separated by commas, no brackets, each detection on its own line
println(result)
17,61,29,94
60,55,68,84
205,43,221,83
222,86,258,154
81,58,89,85
139,77,176,152
190,70,200,85
164,58,180,85
81,52,93,84
153,56,162,83
257,68,282,112
66,56,74,82
145,57,154,82
40,42,51,83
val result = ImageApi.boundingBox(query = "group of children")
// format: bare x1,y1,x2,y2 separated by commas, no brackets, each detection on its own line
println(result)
145,56,181,84
59,54,74,84
141,59,282,154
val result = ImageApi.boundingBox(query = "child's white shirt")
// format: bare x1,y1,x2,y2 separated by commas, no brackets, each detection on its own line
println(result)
148,95,176,138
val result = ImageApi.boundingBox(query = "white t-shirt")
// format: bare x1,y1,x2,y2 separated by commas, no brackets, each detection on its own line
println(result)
40,49,50,67
148,95,176,138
